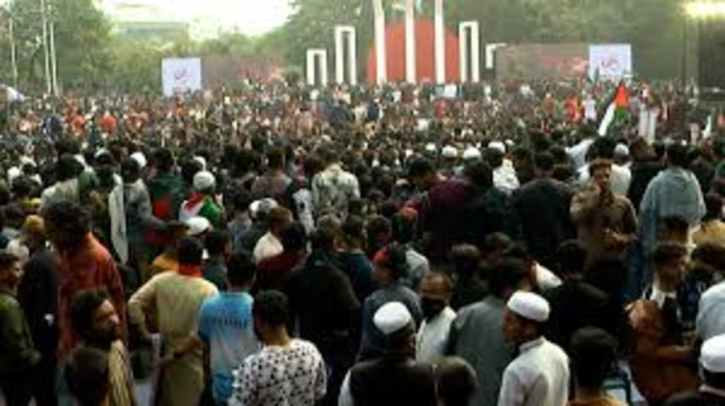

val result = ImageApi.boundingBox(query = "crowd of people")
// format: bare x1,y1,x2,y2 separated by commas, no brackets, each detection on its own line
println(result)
1,79,725,406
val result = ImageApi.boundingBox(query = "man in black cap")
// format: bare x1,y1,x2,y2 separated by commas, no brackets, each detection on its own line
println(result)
569,327,624,406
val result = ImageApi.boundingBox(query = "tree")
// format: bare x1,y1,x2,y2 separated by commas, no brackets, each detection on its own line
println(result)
106,37,163,93
275,0,376,78
9,0,111,92
276,0,687,80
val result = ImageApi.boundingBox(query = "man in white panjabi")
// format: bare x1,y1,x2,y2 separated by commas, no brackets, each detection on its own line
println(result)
416,272,456,363
499,291,569,406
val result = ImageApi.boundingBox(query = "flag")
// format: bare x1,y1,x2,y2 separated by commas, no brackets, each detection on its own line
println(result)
598,83,630,136
704,114,714,139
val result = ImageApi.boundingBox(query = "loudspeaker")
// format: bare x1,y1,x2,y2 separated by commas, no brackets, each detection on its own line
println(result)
698,19,725,99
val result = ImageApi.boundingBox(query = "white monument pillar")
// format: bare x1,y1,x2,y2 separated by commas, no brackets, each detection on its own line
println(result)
434,0,446,84
334,25,358,85
458,21,481,83
405,0,416,83
306,49,329,86
485,43,506,70
372,0,387,84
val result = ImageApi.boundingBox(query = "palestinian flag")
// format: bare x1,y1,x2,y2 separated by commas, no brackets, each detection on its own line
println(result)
598,82,630,136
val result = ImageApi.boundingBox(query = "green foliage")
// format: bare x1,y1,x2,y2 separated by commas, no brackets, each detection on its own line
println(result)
0,0,696,94
107,38,163,93
278,0,689,79
9,0,112,92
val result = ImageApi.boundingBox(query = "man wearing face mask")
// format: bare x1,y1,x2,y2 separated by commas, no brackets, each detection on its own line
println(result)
416,271,456,363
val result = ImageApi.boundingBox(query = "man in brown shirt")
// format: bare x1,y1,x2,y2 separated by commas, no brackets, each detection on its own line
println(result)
571,159,638,269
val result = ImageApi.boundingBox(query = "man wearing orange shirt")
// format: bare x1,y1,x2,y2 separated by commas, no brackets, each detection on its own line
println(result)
98,110,117,135
42,201,127,357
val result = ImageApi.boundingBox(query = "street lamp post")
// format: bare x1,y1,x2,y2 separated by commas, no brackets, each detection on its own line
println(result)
682,12,689,87
684,1,725,94
6,11,18,89
40,0,51,95
49,16,58,96
685,1,725,18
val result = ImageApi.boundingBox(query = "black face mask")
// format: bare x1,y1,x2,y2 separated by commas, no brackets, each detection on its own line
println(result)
96,167,115,183
421,298,446,320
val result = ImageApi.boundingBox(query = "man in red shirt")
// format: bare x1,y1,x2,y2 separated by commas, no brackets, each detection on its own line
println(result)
98,110,117,135
42,201,127,356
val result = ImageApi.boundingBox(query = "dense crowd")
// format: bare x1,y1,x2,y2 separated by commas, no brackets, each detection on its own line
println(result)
1,79,725,406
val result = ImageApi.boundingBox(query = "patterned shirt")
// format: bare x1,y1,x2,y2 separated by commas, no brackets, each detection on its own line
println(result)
229,339,326,406
312,164,360,219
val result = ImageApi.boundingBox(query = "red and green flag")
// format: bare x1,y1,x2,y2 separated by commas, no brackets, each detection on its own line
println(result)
598,82,630,136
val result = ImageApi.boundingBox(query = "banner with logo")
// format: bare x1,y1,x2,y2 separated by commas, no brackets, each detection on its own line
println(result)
588,44,633,80
161,58,203,96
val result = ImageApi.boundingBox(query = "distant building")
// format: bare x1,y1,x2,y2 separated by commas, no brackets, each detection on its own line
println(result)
103,1,190,41
114,21,190,41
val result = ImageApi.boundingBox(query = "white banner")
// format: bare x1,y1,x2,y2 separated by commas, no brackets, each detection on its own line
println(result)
588,44,633,80
161,58,202,97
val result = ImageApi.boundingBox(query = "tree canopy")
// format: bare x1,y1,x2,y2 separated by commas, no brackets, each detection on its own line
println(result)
278,0,689,79
0,0,696,94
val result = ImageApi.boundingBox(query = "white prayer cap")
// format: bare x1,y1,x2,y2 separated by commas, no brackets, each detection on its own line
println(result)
442,146,458,159
7,167,21,184
193,171,216,192
425,143,437,153
488,141,506,154
374,302,412,336
19,156,36,167
614,143,630,157
74,154,87,168
94,149,111,160
701,334,725,373
250,198,278,219
507,291,550,323
130,152,147,169
185,216,211,237
463,147,482,161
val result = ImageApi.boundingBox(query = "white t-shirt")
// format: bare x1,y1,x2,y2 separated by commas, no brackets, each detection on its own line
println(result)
253,232,283,264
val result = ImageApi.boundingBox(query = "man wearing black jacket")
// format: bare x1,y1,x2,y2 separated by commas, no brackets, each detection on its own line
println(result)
284,227,359,406
17,216,59,406
543,241,618,352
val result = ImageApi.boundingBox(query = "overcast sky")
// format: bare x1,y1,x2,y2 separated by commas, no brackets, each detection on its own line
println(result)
103,0,294,37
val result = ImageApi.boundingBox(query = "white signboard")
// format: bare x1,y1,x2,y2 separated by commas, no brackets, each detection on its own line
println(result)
162,58,202,97
588,44,632,80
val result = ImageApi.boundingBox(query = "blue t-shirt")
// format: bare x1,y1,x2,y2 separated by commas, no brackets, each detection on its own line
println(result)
198,292,259,402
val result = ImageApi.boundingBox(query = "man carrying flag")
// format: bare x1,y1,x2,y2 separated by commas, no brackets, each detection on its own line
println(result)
598,82,630,136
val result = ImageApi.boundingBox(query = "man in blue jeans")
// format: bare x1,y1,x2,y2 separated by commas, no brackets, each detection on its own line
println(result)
198,252,260,405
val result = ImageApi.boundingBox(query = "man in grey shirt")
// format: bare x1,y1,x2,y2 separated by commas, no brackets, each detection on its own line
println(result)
358,244,423,362
447,259,530,406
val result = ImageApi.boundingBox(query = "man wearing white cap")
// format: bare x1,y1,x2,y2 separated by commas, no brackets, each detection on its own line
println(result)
179,171,224,229
440,146,459,178
339,302,437,406
462,147,482,162
666,334,725,405
499,291,569,406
